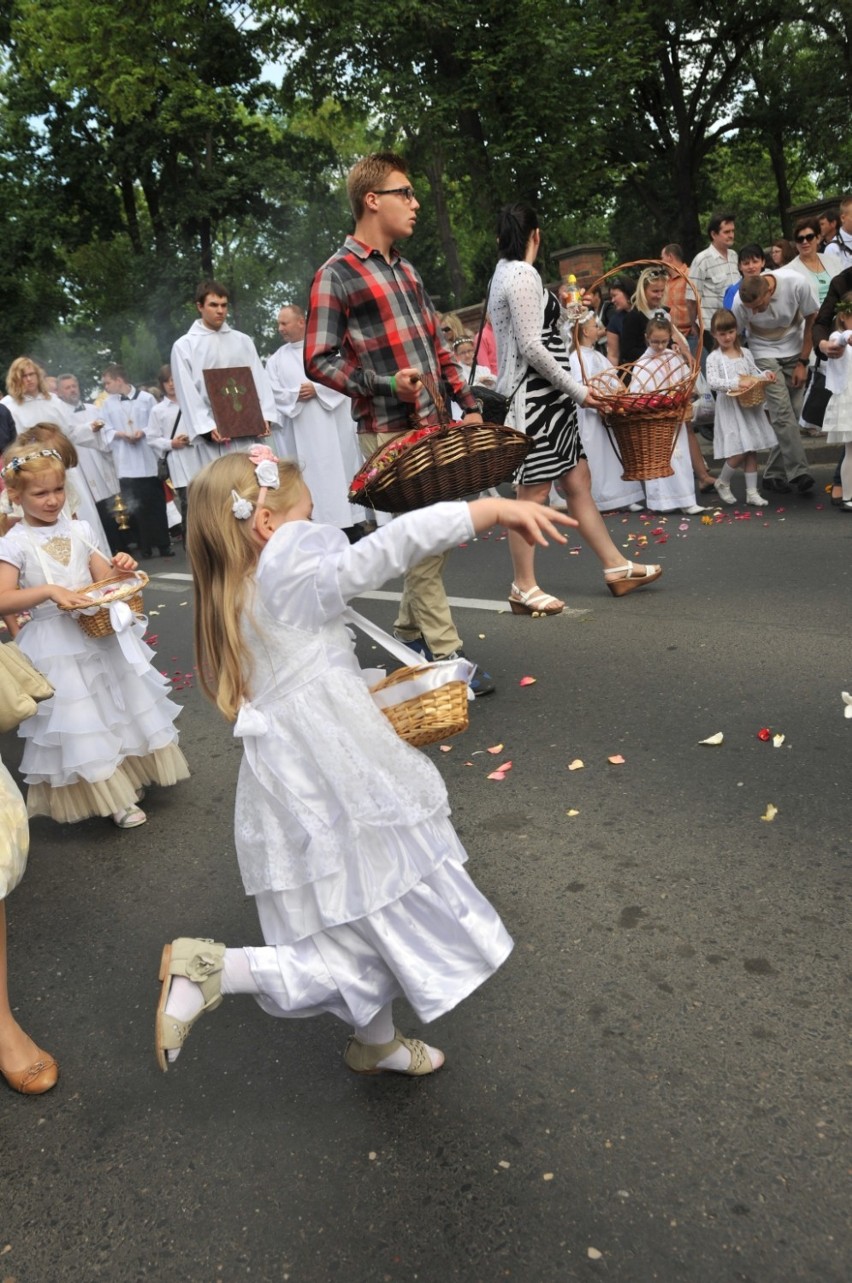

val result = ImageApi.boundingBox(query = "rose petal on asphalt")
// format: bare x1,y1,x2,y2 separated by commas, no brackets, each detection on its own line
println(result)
607,754,625,765
772,733,785,748
699,732,724,746
761,803,778,822
842,691,852,718
566,808,580,816
757,727,772,742
487,771,507,781
568,759,585,771
486,743,504,754
587,1247,603,1260
519,676,536,686
439,745,453,752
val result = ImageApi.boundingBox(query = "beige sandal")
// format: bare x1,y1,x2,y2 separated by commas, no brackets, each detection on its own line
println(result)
343,1028,444,1076
155,937,226,1072
604,561,662,598
508,583,564,616
112,804,146,829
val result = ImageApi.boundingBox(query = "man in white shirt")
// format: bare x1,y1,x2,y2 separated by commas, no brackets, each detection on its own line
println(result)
823,194,852,263
732,271,817,493
55,373,123,552
170,279,276,469
689,213,740,348
266,305,367,536
101,363,173,557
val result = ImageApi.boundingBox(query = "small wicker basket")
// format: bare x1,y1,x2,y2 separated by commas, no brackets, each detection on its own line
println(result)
575,259,702,481
349,373,530,514
59,571,149,638
732,375,766,408
369,664,469,747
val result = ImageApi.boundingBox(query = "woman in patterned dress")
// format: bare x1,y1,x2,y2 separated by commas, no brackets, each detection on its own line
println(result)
489,204,662,613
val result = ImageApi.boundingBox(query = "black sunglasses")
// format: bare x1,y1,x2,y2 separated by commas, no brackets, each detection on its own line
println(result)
795,232,816,243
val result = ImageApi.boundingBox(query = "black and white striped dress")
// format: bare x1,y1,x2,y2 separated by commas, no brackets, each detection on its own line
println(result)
515,291,584,484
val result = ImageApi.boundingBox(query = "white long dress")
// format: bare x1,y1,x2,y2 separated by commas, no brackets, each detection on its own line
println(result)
232,503,513,1028
823,343,852,442
705,350,777,456
569,348,644,510
265,341,367,528
0,518,189,821
629,348,697,512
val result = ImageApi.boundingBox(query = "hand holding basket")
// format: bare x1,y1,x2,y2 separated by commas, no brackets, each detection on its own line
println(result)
58,571,149,638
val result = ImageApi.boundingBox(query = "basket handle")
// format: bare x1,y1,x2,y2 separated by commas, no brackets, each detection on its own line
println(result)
410,370,449,427
574,257,704,384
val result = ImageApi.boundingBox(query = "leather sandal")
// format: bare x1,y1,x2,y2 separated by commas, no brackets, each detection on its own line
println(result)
155,937,226,1072
604,561,663,598
0,1050,59,1095
508,583,564,616
343,1028,443,1076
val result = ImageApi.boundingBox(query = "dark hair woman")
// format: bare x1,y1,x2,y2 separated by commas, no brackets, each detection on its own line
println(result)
489,203,662,612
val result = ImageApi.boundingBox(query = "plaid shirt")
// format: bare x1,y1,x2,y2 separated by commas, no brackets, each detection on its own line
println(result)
305,235,477,434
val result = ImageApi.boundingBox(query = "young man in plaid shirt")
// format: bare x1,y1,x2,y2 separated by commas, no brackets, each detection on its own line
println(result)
305,152,495,694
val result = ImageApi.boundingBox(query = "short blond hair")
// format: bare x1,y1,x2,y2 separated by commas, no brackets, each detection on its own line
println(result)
347,152,409,221
188,453,305,722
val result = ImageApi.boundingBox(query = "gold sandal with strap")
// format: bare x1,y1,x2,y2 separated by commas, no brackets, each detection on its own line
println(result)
343,1028,444,1076
155,937,226,1072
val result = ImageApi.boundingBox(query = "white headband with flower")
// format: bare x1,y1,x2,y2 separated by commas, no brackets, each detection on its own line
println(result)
230,444,281,520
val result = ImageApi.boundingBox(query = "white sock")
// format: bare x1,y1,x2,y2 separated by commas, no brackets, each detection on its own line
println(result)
164,949,259,1063
719,463,736,485
744,470,759,493
841,444,852,500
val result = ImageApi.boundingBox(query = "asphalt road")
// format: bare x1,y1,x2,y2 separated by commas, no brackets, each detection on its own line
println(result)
1,465,850,1283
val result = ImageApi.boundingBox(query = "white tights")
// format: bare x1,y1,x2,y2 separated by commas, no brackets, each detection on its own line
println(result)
840,443,852,501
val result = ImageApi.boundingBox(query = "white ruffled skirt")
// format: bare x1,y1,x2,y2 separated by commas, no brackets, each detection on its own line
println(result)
15,610,189,821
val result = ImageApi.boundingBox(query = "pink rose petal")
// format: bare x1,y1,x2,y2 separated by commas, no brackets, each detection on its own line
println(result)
487,770,507,781
519,676,537,686
486,743,504,754
607,754,626,765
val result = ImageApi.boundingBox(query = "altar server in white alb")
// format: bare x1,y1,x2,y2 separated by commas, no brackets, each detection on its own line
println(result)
266,305,367,534
55,373,124,553
170,280,276,469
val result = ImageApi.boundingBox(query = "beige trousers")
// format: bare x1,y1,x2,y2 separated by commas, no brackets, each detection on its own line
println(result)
360,431,462,657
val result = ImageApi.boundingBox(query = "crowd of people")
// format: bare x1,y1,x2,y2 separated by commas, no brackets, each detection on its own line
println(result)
1,152,850,1099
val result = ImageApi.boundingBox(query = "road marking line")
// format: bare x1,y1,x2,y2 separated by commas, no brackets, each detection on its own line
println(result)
355,589,589,617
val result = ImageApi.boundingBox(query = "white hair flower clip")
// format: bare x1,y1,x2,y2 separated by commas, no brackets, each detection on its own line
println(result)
230,489,253,520
249,444,280,491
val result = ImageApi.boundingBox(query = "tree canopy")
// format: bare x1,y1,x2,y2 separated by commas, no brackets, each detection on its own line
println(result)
0,0,844,385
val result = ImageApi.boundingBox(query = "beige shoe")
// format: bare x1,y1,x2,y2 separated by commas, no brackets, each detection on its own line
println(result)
343,1028,443,1076
155,937,225,1072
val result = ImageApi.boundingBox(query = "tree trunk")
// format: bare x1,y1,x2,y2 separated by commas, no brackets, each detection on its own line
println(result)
767,135,793,234
422,152,467,303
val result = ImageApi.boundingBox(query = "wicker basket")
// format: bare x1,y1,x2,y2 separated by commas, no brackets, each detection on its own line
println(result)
348,372,530,514
733,375,766,408
369,664,469,747
59,572,149,638
575,259,702,481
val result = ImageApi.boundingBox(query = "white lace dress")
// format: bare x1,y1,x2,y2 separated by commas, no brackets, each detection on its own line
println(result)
233,504,513,1028
705,350,776,455
0,518,189,821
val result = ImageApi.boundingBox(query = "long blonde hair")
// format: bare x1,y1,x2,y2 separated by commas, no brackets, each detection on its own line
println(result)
5,357,51,403
188,453,305,722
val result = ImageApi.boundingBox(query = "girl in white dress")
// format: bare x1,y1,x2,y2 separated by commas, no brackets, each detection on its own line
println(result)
822,294,852,511
629,319,703,514
569,313,644,512
705,308,778,507
155,448,573,1078
0,446,189,828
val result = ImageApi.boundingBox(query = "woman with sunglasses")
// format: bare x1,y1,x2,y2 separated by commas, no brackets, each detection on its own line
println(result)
787,218,843,306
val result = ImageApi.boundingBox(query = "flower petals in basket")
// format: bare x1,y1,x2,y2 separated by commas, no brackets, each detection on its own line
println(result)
728,374,766,408
59,571,149,638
